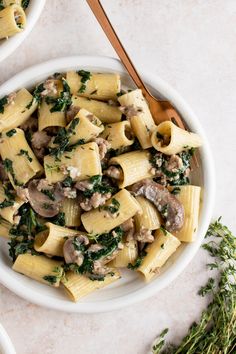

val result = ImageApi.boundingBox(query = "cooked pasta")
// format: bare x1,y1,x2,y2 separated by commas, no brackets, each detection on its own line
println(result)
118,89,156,148
0,70,202,302
71,95,122,123
0,88,37,133
151,121,202,155
66,71,120,100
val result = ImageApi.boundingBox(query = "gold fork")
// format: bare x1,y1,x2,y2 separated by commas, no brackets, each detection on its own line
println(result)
86,0,186,130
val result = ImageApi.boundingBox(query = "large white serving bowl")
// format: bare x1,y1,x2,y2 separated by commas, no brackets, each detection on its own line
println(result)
0,56,215,313
0,324,16,354
0,0,46,63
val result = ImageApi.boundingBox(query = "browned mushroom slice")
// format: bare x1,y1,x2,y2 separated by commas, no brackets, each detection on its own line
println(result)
63,235,89,266
132,179,184,232
28,179,64,217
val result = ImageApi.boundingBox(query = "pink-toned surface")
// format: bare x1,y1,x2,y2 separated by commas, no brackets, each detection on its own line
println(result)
0,1,235,353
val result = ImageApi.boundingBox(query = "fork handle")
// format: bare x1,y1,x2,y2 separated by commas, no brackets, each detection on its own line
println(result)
86,0,150,96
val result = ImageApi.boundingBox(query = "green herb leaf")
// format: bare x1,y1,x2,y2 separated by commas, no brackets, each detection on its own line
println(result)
6,129,16,137
77,70,91,94
0,96,8,114
17,149,32,162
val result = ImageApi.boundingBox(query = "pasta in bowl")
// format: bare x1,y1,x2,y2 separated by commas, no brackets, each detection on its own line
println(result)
0,56,214,312
0,0,46,63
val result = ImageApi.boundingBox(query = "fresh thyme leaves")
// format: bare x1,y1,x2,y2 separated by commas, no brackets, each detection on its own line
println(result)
3,158,22,186
45,78,72,112
82,175,115,198
50,212,65,226
101,198,120,214
6,129,16,137
77,70,91,93
0,96,8,114
17,149,32,162
41,189,55,201
43,275,58,285
128,249,147,270
151,218,236,354
48,117,80,160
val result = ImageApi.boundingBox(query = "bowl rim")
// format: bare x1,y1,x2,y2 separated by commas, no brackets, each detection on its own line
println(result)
0,55,215,313
0,323,16,354
0,0,46,63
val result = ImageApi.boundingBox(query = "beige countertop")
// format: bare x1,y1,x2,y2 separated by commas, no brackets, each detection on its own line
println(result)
0,1,236,353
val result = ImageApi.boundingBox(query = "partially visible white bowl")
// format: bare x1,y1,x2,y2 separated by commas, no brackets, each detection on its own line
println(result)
0,0,46,63
0,324,16,354
0,56,215,313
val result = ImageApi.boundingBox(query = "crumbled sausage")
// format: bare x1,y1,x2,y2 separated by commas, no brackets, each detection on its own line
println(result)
80,192,111,211
66,106,80,123
104,166,123,180
134,226,154,243
93,137,111,160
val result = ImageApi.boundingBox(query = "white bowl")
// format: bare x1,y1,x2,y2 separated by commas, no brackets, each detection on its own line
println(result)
0,0,46,63
0,56,215,313
0,324,16,354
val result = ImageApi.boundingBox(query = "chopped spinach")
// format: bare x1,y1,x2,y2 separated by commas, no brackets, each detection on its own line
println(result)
0,96,8,114
21,0,30,9
17,149,32,162
45,78,72,112
62,176,73,187
50,212,65,226
0,1,4,10
43,275,58,285
26,82,44,109
77,70,91,94
171,187,181,195
3,158,22,186
41,189,55,201
102,198,120,214
6,129,16,137
128,249,147,270
82,175,115,198
0,200,14,208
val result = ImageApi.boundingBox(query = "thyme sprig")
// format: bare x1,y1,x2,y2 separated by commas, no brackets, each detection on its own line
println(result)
151,218,236,354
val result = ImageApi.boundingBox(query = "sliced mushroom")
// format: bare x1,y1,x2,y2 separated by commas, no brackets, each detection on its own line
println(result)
63,235,89,266
28,179,64,217
132,179,184,232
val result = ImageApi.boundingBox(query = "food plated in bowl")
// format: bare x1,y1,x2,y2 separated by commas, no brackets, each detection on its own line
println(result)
0,323,16,354
0,0,45,63
0,56,215,312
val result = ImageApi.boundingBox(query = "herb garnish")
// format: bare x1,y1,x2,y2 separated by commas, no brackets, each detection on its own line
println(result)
6,129,16,137
0,1,4,11
0,96,8,114
22,0,30,10
45,78,72,112
8,205,45,261
128,249,147,270
26,82,45,109
151,218,236,354
3,158,22,186
41,189,55,201
43,275,58,285
17,149,32,162
77,70,91,93
62,176,73,187
102,198,120,214
50,212,65,226
0,199,14,208
48,118,80,160
82,175,115,198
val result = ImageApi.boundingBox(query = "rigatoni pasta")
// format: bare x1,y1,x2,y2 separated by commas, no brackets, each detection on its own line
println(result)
0,4,26,39
0,69,203,302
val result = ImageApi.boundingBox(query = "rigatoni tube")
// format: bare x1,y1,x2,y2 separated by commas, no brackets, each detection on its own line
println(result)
0,128,43,187
81,189,142,235
71,96,122,123
0,88,37,133
62,269,121,302
61,198,81,227
0,182,24,223
109,150,153,188
151,121,202,155
34,222,81,257
66,71,120,101
118,89,156,149
134,196,161,231
0,5,26,39
110,240,138,268
101,121,134,150
12,254,63,287
138,228,181,281
44,142,102,183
